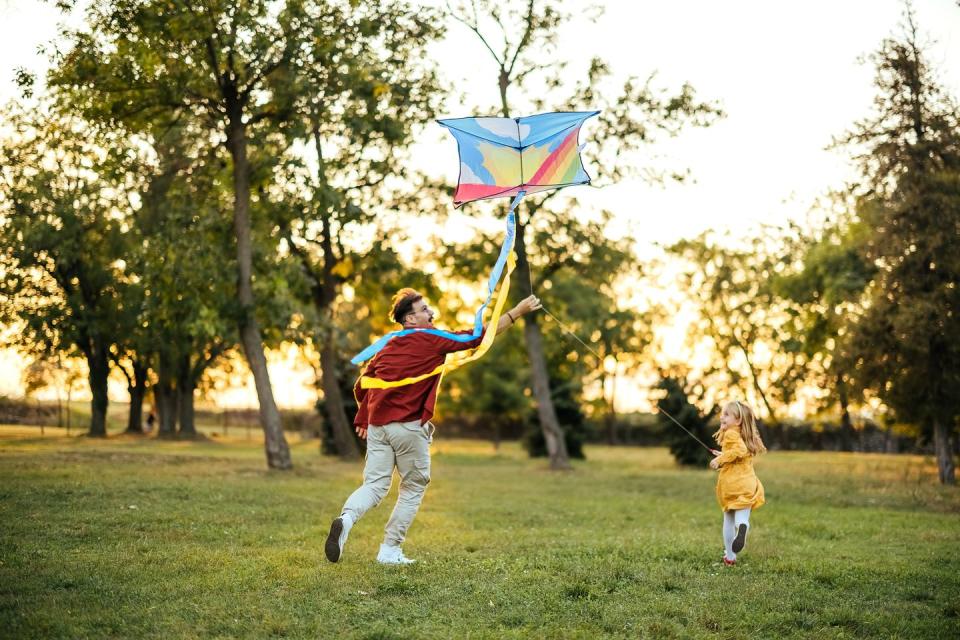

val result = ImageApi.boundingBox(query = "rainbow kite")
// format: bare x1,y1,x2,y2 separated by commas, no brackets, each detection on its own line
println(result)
352,111,598,394
438,111,599,207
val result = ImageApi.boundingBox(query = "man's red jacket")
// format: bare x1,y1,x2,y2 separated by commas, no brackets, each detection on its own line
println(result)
353,329,483,427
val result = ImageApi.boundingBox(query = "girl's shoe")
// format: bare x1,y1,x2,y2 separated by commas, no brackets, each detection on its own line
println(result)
732,524,748,553
722,556,736,566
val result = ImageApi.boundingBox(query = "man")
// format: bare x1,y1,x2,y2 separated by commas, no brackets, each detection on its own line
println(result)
325,287,541,564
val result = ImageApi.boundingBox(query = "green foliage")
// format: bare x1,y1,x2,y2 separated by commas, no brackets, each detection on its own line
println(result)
0,104,139,434
665,231,809,421
1,435,958,638
769,207,874,448
834,11,960,459
774,210,874,365
442,328,529,435
0,106,128,360
438,204,649,446
133,123,243,380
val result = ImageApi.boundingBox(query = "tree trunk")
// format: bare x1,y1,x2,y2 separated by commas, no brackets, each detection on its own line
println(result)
884,423,898,454
177,355,197,438
738,341,777,423
66,386,72,435
515,217,570,470
226,97,292,470
309,119,358,459
320,340,359,459
86,341,110,437
125,361,148,434
932,417,956,485
605,365,619,445
837,375,853,452
177,381,197,438
156,352,178,437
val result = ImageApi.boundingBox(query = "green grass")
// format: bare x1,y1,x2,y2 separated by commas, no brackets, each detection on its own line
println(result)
1,428,958,639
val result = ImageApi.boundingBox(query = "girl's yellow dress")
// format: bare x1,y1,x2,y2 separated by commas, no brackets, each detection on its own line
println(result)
715,427,765,511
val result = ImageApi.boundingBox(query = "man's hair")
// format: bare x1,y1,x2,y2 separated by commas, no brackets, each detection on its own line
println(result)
390,288,422,324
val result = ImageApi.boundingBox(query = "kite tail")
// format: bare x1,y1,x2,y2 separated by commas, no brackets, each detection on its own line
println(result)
472,190,524,333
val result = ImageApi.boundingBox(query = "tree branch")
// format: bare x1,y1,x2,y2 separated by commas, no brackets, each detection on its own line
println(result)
447,0,504,66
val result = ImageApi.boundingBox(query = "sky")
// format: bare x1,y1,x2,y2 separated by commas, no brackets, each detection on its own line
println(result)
1,0,959,409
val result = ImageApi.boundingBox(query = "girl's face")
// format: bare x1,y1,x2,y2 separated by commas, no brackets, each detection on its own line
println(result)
720,405,741,430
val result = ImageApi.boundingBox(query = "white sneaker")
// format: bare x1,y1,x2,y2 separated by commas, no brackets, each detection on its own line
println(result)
324,514,353,563
376,543,415,565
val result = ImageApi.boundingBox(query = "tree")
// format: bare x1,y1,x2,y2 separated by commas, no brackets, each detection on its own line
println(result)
447,0,721,469
665,231,809,426
273,0,443,459
440,204,648,456
135,123,245,438
836,8,960,483
773,207,874,450
50,0,301,468
655,375,717,466
0,106,130,437
22,355,72,433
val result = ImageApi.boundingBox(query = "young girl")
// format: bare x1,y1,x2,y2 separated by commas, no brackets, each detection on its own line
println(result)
709,400,766,565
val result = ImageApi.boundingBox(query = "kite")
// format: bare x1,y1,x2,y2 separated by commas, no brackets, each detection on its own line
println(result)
438,110,599,207
352,111,599,391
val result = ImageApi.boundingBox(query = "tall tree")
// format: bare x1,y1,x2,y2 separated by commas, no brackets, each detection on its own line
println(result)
665,231,808,426
135,124,244,438
837,8,960,483
0,106,130,436
441,207,646,452
50,0,314,467
447,0,721,469
274,0,443,459
773,207,874,450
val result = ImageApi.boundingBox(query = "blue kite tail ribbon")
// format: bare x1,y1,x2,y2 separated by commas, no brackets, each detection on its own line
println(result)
350,190,525,366
472,190,523,334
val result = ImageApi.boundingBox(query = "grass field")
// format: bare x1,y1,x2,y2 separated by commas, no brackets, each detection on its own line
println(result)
1,427,958,639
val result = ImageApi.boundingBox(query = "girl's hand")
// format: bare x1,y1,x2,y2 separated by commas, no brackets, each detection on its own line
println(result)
709,458,720,470
710,449,721,456
355,425,367,440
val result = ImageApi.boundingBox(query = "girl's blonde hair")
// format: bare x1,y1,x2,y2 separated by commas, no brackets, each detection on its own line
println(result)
714,401,767,456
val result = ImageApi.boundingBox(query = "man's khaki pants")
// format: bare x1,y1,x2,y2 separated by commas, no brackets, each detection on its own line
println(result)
341,419,433,547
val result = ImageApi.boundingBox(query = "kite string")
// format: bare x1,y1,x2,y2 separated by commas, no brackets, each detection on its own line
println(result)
656,406,718,454
536,299,716,455
539,304,603,361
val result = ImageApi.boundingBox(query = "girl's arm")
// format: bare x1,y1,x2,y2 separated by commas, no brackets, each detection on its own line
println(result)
713,430,749,467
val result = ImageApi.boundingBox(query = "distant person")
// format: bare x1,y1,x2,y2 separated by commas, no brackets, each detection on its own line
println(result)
144,408,156,434
325,287,541,565
709,400,766,566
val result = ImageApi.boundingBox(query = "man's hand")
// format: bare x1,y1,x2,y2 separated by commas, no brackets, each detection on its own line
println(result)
512,294,542,317
355,425,367,440
496,294,543,335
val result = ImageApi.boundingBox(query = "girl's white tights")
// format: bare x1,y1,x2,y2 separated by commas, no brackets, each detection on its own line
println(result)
722,508,752,561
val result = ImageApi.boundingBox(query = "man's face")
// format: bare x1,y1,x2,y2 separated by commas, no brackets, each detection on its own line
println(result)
405,299,435,327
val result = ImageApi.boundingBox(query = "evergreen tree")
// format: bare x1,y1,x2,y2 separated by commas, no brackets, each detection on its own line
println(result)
837,7,960,483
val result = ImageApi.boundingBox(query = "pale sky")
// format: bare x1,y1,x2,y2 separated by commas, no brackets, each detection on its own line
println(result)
1,1,959,409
